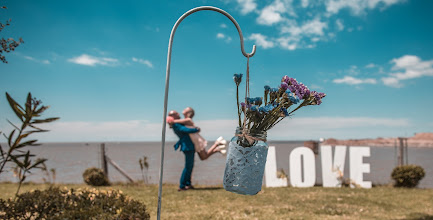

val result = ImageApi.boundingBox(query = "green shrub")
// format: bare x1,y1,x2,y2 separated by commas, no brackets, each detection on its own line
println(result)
83,167,110,186
0,187,150,220
391,164,425,188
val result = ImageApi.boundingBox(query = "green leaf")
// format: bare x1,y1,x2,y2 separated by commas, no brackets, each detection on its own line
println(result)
8,129,16,147
15,140,38,149
21,130,48,139
6,92,25,122
29,158,47,170
0,144,4,158
35,105,49,115
31,117,60,124
25,93,32,117
10,155,24,168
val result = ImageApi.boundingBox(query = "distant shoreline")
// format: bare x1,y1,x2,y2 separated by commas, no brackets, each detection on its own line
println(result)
323,132,433,148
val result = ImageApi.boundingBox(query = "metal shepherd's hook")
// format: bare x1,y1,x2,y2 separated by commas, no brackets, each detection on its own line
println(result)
157,6,256,219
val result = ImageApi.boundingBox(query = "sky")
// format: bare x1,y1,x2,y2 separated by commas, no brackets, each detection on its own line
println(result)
1,0,433,142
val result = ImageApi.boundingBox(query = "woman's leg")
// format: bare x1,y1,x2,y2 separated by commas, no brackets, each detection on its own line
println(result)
197,142,221,160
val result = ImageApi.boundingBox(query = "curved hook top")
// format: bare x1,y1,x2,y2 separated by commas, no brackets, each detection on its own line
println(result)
169,6,256,58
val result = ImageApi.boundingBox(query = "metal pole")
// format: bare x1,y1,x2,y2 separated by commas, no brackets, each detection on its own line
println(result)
405,138,408,165
157,6,256,220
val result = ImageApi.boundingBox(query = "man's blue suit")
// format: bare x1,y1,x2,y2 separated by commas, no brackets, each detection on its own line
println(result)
172,123,199,189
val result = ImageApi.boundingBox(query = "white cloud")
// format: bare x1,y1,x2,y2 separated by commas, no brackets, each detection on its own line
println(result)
132,57,153,68
326,0,404,16
347,65,360,75
381,55,433,87
216,33,232,43
301,0,309,8
18,117,410,142
68,54,118,66
227,0,404,51
248,33,275,49
333,76,377,85
276,18,328,50
237,0,257,15
381,76,402,88
336,19,344,31
257,0,291,25
220,23,227,28
281,18,328,36
217,33,225,39
277,36,299,50
23,55,50,64
365,63,376,68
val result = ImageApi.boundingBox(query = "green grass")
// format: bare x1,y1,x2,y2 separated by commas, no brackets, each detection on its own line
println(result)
1,183,433,219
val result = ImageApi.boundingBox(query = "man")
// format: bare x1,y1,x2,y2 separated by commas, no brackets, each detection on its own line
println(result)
169,109,200,191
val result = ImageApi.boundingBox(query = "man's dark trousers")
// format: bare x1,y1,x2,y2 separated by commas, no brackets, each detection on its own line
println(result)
180,150,195,188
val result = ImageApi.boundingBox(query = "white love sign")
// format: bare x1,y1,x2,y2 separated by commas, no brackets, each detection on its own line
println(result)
264,145,372,188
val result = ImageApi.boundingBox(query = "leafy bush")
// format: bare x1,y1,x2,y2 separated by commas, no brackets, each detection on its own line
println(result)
391,164,425,188
0,187,150,220
83,167,110,186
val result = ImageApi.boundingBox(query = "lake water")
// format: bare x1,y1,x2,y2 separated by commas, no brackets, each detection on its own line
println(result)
1,141,432,188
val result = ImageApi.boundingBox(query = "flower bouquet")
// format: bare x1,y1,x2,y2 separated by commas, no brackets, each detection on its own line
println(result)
223,74,326,195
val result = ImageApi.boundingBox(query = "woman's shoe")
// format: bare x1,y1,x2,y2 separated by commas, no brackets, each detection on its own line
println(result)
178,187,188,192
185,185,195,190
217,144,227,155
219,149,227,155
216,136,227,146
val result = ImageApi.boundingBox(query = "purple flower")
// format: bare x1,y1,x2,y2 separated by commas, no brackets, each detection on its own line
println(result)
288,85,296,93
282,75,290,83
280,82,289,91
288,77,298,86
295,90,302,100
310,91,326,105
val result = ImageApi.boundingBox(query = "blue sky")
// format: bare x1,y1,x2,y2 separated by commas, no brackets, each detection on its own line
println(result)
1,0,433,142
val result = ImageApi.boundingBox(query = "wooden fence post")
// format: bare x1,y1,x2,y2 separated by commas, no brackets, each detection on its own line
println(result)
100,143,108,176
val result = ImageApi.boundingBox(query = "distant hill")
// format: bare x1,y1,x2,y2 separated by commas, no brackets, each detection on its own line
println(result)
322,132,433,148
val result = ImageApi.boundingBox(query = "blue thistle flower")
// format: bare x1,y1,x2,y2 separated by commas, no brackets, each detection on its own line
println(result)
233,73,243,86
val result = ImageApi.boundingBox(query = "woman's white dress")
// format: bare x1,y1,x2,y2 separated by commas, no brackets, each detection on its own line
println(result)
186,125,207,152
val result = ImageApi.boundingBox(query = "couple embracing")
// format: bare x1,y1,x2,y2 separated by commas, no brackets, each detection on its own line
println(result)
167,107,227,191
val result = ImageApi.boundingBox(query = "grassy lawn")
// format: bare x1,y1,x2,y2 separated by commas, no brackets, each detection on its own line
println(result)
1,183,433,219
